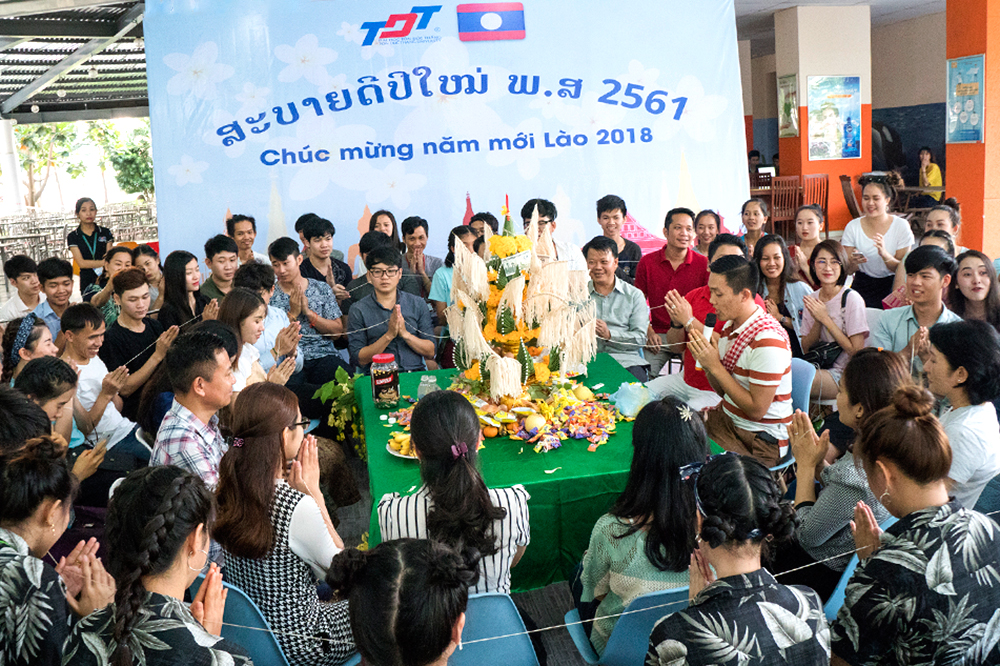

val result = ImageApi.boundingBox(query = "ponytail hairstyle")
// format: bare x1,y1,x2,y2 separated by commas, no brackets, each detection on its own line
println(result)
213,382,299,559
855,385,951,485
410,390,505,555
741,197,770,218
162,250,199,321
695,453,797,550
327,538,480,666
217,287,266,349
0,385,52,455
0,436,77,525
841,348,911,428
14,356,78,404
105,466,215,666
444,225,475,268
1,316,49,385
611,397,708,571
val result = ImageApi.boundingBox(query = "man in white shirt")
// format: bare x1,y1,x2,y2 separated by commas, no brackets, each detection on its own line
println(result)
688,255,793,467
0,255,45,328
60,303,149,475
521,198,586,271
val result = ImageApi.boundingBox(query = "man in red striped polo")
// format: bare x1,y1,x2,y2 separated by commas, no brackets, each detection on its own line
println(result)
688,255,792,467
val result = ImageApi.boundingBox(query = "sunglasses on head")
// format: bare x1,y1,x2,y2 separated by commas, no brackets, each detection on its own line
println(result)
679,451,763,539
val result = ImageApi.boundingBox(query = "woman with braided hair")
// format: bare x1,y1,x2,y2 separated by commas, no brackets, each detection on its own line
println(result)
63,465,251,666
646,452,830,666
326,539,480,666
0,436,115,666
213,382,355,666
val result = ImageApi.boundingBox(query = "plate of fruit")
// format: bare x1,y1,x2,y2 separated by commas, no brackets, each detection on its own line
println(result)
387,431,417,459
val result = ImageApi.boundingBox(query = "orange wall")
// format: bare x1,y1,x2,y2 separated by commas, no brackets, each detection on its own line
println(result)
780,104,873,231
945,0,1000,254
745,116,754,153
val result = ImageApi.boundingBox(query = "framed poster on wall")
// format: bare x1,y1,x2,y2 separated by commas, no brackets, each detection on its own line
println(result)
807,76,861,160
777,74,798,138
947,54,985,143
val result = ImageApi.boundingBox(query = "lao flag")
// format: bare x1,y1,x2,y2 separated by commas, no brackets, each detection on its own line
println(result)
457,3,525,41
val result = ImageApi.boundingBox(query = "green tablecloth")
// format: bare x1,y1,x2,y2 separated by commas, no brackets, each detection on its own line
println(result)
358,353,641,592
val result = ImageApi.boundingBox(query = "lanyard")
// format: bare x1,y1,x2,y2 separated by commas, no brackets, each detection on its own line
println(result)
78,226,100,259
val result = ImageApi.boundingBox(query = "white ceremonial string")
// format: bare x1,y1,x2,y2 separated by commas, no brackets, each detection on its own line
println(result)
175,506,1000,649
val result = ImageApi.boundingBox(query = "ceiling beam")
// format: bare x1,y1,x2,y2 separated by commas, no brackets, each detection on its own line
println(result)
0,18,120,38
0,0,123,19
9,101,147,123
1,2,142,114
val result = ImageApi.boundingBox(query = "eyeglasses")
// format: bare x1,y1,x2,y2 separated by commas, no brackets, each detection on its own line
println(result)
369,268,400,278
290,418,310,430
814,259,842,268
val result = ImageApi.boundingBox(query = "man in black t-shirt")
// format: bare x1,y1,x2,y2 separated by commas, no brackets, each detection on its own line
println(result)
98,268,178,421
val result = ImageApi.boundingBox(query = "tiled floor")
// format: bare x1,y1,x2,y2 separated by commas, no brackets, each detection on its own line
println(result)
331,454,588,666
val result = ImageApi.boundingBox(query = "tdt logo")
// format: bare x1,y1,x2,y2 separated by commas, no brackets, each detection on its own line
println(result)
360,5,443,46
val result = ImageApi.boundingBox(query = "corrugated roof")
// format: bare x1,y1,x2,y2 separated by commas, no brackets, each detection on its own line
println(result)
0,1,145,122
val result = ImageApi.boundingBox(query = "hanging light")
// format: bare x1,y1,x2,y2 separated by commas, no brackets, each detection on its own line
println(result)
87,67,98,78
30,104,39,113
56,89,66,98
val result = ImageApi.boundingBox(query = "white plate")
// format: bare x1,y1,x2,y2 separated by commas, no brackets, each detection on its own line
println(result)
386,442,418,460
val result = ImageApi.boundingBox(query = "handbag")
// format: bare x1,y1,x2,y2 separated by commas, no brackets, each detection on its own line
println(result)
802,289,853,370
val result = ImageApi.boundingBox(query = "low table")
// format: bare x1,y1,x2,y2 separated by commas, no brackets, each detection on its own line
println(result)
358,353,640,592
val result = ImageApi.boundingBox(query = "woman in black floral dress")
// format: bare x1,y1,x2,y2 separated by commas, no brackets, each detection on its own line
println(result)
831,385,1000,666
646,452,830,666
0,437,115,666
63,466,252,666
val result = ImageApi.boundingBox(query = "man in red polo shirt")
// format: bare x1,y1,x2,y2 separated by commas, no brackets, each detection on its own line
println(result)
647,234,763,409
635,207,708,375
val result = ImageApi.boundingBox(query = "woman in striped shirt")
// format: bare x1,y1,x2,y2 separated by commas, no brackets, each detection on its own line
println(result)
377,390,530,594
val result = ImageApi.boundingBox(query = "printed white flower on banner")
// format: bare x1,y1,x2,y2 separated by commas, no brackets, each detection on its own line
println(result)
360,40,394,61
163,42,234,99
275,34,338,86
337,22,364,45
623,59,661,88
281,116,380,201
556,91,628,131
528,93,565,119
235,82,271,117
485,116,551,181
654,75,728,143
366,161,426,209
167,155,209,186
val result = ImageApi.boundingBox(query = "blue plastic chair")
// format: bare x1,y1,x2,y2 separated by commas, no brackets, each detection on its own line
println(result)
186,575,363,665
770,359,817,473
824,515,898,621
790,357,816,415
564,586,689,666
450,593,539,666
187,574,291,665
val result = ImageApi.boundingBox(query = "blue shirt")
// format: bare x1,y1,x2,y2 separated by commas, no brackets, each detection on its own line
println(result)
870,303,962,374
257,304,305,374
268,278,342,361
348,290,433,373
33,300,63,340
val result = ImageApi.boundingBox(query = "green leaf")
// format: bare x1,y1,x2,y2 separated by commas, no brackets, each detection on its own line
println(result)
503,214,516,236
453,339,469,372
548,346,561,372
497,303,517,335
496,265,509,290
335,365,350,384
516,339,533,384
